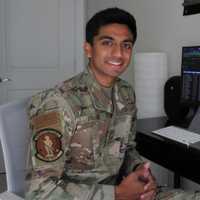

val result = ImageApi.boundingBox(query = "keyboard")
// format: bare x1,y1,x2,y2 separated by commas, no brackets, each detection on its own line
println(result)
152,126,200,146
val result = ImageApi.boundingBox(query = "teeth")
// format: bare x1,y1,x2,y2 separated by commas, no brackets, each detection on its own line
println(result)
108,61,122,65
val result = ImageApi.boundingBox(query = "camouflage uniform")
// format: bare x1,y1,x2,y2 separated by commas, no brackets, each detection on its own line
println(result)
26,67,200,200
156,189,200,200
25,67,143,200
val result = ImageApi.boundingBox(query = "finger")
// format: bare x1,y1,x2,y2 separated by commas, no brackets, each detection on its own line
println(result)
143,181,156,192
136,162,150,171
143,162,150,170
145,171,157,189
148,169,156,181
145,183,157,192
138,175,149,184
136,168,150,179
140,190,156,200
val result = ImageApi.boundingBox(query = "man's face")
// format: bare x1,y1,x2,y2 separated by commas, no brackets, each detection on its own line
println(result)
84,23,134,87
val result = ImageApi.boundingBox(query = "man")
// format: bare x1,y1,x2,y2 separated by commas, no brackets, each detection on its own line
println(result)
25,7,200,200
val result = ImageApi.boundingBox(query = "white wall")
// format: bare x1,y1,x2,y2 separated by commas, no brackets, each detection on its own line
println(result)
131,0,200,78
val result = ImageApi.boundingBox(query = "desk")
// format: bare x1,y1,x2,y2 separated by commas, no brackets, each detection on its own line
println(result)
136,116,200,185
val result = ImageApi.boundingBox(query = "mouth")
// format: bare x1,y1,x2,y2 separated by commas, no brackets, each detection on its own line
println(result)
106,60,123,67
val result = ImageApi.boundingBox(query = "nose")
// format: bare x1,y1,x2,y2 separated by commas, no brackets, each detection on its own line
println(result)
111,44,123,57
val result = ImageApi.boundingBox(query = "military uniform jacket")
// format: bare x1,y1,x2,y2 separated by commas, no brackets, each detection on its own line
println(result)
26,67,143,200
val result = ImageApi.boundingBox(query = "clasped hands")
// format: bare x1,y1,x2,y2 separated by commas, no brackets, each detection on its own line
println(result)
115,162,157,200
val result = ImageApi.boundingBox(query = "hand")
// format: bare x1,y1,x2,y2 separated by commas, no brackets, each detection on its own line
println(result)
135,162,157,200
115,168,150,200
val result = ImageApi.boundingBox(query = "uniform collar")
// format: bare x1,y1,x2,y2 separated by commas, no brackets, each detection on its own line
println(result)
83,67,114,113
83,66,129,114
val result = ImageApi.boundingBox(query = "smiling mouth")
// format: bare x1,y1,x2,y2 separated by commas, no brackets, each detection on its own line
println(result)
107,60,123,66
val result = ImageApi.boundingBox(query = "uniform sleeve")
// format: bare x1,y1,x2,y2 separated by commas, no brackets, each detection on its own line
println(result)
25,89,116,200
25,88,75,200
117,88,144,180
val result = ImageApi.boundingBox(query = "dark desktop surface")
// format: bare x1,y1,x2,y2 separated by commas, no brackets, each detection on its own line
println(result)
136,116,200,184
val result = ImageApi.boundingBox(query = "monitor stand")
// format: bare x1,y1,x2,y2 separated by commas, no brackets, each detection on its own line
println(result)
188,106,200,134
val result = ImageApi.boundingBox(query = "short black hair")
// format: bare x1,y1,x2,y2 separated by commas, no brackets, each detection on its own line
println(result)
86,7,137,45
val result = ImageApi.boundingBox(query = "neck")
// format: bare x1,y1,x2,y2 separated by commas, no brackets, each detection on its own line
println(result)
98,78,115,88
92,70,115,88
88,65,116,88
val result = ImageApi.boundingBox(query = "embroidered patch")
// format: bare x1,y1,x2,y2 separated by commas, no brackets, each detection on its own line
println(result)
34,128,63,162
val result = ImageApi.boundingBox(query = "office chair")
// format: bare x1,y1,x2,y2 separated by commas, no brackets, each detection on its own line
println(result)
0,98,30,200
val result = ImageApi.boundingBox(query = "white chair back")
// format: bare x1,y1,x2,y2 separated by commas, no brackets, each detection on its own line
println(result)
0,98,30,197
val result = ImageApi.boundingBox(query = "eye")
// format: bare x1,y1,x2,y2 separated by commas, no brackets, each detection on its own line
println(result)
101,39,113,46
122,42,133,50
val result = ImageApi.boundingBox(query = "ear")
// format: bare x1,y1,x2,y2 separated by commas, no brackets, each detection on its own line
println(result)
84,42,92,58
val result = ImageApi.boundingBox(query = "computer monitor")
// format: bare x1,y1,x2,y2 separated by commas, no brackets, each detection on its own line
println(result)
181,46,200,105
181,46,200,133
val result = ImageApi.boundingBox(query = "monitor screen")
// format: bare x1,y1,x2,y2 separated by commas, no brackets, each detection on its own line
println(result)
181,46,200,105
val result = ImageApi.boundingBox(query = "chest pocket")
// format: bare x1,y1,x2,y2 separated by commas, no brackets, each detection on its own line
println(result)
107,114,133,158
94,113,133,175
66,116,110,171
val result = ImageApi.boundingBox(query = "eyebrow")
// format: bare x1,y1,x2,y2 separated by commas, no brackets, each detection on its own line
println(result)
98,36,113,41
98,35,134,44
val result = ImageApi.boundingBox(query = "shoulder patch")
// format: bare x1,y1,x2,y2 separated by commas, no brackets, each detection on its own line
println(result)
33,128,63,162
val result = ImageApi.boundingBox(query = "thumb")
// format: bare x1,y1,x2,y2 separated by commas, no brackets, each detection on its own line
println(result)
142,162,151,178
143,162,151,170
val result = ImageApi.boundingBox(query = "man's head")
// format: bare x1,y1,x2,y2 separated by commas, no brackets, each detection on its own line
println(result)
84,8,137,87
86,7,137,45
